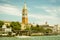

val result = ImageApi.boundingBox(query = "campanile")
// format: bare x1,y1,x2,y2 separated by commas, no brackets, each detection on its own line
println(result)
22,1,28,24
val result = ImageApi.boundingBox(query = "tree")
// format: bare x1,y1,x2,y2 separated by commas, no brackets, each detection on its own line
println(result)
36,24,40,27
45,28,52,34
38,27,45,33
31,26,40,33
10,22,21,30
31,25,45,33
0,21,4,28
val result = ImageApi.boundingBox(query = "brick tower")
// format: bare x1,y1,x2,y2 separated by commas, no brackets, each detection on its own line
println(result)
22,1,28,24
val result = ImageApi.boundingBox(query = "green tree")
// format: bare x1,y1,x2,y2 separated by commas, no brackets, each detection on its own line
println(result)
36,24,40,27
45,28,52,34
10,22,21,30
31,26,40,33
39,27,45,33
31,25,45,33
0,20,4,28
25,24,31,30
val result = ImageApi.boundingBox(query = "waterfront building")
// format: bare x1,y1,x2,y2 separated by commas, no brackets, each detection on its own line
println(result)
53,24,58,33
0,24,12,36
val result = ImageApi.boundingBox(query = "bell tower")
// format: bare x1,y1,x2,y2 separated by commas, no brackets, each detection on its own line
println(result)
22,0,28,24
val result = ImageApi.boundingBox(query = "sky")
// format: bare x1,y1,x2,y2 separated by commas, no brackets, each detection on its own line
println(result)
0,0,60,25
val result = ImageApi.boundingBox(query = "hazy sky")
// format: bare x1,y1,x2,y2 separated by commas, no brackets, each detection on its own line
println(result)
0,0,60,25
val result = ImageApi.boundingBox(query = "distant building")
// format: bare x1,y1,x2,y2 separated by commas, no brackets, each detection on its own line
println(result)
53,25,58,33
0,24,12,35
40,22,53,30
57,25,60,34
58,27,60,33
45,21,48,25
4,21,10,26
2,24,12,32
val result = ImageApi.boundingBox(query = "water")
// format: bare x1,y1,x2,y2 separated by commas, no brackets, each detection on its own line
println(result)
0,35,60,40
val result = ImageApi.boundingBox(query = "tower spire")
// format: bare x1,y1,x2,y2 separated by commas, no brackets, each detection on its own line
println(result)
24,0,26,3
23,0,27,9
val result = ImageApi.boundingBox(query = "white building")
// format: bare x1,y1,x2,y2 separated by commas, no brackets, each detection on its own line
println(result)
2,24,12,32
0,24,12,36
53,25,58,33
57,25,60,33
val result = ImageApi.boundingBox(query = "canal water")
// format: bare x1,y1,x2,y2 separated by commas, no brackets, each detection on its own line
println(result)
0,35,59,40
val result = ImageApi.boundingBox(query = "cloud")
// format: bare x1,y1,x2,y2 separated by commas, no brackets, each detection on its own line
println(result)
29,13,58,20
28,6,60,24
35,6,59,17
0,0,11,4
28,13,59,25
0,4,22,16
44,8,57,16
49,0,56,3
